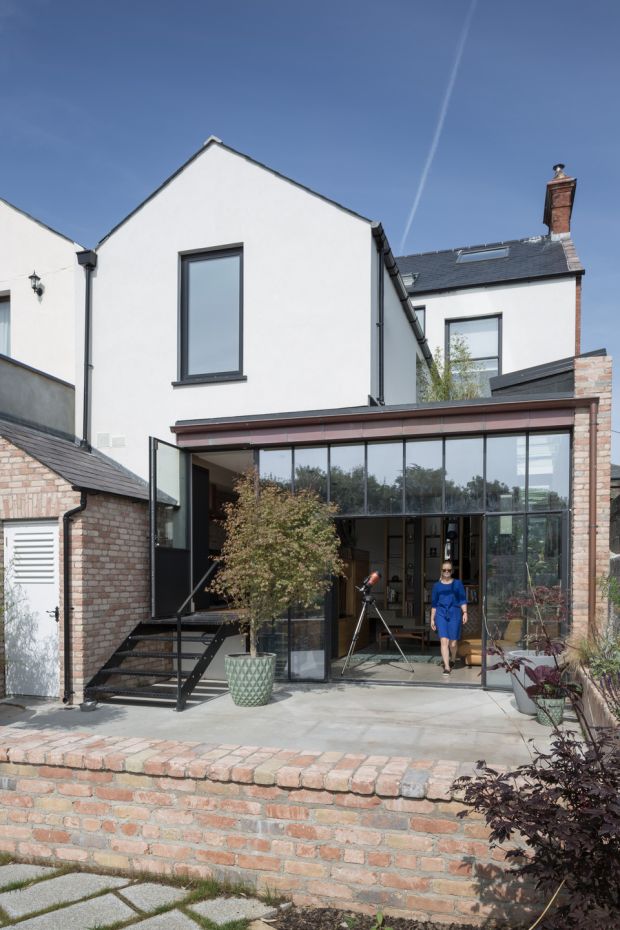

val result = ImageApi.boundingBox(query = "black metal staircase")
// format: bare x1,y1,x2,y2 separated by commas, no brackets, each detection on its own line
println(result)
85,564,239,711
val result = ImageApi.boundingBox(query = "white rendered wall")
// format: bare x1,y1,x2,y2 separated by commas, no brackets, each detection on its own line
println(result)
0,200,81,383
382,267,417,405
87,144,376,479
420,277,577,374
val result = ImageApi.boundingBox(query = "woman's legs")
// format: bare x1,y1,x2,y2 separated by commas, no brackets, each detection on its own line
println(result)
440,637,459,671
439,637,451,671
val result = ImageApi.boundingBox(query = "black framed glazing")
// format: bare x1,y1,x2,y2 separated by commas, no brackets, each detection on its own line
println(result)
178,246,244,383
445,313,502,389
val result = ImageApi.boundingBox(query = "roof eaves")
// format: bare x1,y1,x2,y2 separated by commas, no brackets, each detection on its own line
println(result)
97,138,373,248
408,269,579,298
0,197,82,248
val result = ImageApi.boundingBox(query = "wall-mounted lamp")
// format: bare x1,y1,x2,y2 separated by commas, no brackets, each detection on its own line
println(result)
28,271,44,297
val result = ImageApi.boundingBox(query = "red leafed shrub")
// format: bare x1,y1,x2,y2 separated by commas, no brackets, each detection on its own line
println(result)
454,727,620,929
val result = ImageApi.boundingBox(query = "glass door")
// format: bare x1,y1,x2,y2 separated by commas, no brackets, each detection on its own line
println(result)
149,437,191,618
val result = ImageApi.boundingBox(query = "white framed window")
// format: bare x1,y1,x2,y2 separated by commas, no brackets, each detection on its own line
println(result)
446,315,501,394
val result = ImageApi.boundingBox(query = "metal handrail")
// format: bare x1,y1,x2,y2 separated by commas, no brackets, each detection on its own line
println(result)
174,561,220,710
175,561,219,618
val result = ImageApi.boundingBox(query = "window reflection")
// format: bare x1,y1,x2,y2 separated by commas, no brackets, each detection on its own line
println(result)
259,448,292,488
528,433,570,510
405,440,443,513
294,447,327,499
445,438,484,512
486,435,526,511
367,443,403,514
330,445,365,514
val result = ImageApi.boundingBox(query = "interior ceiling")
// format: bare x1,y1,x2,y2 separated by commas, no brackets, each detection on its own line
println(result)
194,449,254,474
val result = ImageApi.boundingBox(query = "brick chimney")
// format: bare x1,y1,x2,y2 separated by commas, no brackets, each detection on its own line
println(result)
543,163,577,238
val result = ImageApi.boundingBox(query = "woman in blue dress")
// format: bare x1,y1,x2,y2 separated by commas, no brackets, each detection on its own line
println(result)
430,560,468,677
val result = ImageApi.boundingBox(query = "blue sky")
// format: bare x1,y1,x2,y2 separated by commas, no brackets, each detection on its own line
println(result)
1,0,619,455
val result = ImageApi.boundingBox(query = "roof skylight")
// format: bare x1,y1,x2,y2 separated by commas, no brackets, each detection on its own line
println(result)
456,247,510,264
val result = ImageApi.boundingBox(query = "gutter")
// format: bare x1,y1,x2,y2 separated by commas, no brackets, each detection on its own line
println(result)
62,492,88,704
371,223,433,369
77,250,98,451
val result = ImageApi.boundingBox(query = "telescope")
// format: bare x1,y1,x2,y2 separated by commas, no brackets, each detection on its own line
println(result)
342,569,413,676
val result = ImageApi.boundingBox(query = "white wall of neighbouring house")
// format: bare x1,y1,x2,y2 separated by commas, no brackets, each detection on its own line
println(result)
86,142,384,479
421,276,577,373
382,267,418,405
0,200,82,384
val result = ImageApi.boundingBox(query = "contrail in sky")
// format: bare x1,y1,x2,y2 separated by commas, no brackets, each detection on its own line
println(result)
399,0,478,254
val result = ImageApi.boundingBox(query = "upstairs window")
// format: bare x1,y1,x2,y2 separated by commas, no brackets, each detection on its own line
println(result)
180,248,243,382
0,296,9,356
447,315,500,395
456,247,509,263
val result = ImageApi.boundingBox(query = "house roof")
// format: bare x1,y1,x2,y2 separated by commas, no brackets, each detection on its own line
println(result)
0,418,148,501
0,197,81,247
396,235,584,296
97,136,373,247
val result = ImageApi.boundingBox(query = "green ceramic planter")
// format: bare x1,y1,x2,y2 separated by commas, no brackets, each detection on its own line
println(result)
225,653,276,707
535,696,565,727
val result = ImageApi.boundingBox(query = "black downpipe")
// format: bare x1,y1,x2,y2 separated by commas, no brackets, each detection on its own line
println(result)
62,492,88,703
77,250,98,451
377,244,385,404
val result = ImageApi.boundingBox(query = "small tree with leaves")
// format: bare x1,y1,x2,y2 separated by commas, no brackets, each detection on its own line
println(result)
419,334,483,402
210,471,343,657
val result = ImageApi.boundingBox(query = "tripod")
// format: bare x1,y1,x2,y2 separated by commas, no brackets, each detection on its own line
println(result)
341,588,415,677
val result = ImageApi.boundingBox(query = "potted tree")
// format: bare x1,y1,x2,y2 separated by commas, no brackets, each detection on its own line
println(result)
210,471,343,706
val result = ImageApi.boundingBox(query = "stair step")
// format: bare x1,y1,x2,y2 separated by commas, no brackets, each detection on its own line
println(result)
86,683,228,701
98,667,179,679
129,633,213,643
146,618,229,627
114,650,205,660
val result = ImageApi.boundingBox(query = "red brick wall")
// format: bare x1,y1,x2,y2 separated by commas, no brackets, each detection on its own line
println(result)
0,437,149,702
572,355,613,641
0,727,537,927
71,493,149,701
0,438,80,697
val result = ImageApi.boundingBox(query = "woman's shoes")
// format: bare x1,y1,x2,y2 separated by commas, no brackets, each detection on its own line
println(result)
449,659,455,669
443,666,451,676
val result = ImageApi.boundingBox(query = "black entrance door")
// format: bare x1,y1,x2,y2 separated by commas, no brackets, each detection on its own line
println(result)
149,437,191,618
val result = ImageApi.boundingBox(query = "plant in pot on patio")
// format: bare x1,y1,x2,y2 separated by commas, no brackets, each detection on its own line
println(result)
210,470,343,707
524,663,569,726
503,579,568,715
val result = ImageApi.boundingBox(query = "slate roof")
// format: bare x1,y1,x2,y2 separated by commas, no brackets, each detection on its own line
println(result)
396,235,584,295
0,417,149,501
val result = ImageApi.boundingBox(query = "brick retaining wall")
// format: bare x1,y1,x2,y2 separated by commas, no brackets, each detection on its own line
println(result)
0,727,536,926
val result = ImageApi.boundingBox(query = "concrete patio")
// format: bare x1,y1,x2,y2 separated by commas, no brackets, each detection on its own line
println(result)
0,681,576,767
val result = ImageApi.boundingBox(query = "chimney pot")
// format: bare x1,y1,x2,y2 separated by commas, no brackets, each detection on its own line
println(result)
544,164,576,238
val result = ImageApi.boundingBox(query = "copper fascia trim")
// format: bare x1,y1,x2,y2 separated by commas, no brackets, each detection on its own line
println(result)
171,396,591,449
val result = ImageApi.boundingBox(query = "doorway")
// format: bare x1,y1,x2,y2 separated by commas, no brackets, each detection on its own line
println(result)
330,515,482,685
4,520,60,697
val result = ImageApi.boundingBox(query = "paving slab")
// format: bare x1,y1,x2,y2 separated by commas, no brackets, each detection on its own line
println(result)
3,892,134,930
0,864,56,889
189,895,277,925
119,882,188,911
0,872,130,918
131,913,200,929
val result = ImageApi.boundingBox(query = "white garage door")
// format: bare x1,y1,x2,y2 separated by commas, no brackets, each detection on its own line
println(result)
4,520,60,698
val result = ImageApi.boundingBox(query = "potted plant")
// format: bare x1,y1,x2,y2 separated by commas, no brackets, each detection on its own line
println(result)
210,471,343,706
524,664,568,726
505,581,568,715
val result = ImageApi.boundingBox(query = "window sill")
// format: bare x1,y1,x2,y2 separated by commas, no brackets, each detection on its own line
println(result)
172,374,247,387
